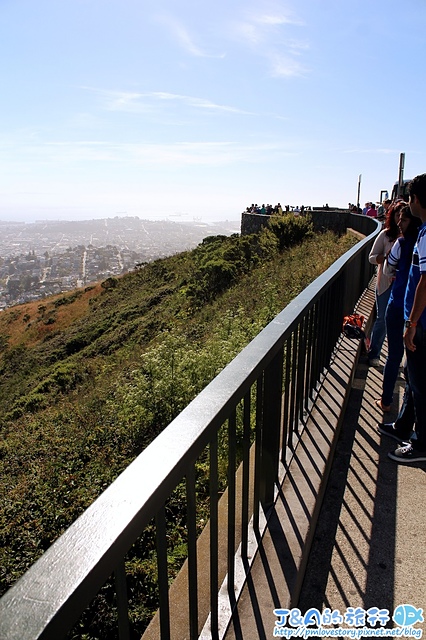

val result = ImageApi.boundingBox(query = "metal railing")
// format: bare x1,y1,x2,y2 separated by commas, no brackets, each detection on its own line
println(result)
0,214,380,640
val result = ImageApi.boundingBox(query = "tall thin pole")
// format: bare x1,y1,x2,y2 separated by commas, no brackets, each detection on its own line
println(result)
397,152,405,198
357,174,362,211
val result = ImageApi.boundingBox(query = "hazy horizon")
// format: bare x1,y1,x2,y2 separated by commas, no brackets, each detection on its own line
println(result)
0,210,241,225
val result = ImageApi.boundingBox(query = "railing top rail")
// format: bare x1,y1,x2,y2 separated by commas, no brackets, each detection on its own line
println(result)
0,214,381,640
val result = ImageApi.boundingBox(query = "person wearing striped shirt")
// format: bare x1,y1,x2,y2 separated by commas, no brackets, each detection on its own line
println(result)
387,174,426,463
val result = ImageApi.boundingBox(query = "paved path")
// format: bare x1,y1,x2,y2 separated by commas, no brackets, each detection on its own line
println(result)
299,344,426,634
223,339,426,639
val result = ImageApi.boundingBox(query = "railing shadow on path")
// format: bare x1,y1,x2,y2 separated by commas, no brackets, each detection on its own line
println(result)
222,287,378,640
298,342,426,634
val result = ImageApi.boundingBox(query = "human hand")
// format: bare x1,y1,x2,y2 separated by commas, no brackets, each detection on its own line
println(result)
404,326,416,352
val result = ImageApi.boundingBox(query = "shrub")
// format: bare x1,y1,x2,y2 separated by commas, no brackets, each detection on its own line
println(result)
101,277,118,291
268,213,313,250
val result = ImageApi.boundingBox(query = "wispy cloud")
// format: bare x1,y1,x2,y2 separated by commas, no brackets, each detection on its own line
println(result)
139,92,253,114
2,137,298,169
82,87,255,117
232,7,309,78
256,12,305,27
156,14,225,58
155,7,308,77
269,54,307,78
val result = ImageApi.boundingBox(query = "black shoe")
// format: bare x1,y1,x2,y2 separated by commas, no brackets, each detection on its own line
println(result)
388,443,426,463
377,423,410,444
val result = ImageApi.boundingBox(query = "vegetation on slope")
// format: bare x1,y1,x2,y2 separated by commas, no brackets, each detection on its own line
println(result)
0,215,357,638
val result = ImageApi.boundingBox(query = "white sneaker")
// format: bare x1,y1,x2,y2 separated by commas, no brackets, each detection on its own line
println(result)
368,358,380,366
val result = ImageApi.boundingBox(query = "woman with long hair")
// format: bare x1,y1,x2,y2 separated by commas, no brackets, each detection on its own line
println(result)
367,200,406,365
375,205,421,412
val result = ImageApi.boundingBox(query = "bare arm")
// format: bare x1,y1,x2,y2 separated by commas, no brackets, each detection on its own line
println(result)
368,232,386,265
404,273,426,351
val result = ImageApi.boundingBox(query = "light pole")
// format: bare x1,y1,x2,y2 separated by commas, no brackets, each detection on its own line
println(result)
397,152,405,198
356,174,362,211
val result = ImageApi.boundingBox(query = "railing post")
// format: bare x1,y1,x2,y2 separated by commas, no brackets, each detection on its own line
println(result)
258,346,284,512
114,560,130,640
186,464,199,640
155,506,171,640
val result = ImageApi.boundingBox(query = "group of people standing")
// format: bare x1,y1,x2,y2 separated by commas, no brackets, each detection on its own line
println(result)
366,174,426,463
349,200,390,223
244,203,307,215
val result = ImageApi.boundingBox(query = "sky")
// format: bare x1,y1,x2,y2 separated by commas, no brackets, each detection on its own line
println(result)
1,0,426,224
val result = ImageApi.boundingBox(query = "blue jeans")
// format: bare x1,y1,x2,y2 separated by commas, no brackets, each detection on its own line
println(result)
381,303,405,406
406,324,426,451
368,286,392,360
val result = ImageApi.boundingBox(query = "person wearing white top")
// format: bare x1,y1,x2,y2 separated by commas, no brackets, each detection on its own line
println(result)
367,201,406,365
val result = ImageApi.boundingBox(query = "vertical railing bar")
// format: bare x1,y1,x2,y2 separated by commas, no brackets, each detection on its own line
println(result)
289,326,298,438
335,275,345,348
295,319,303,426
281,335,292,463
186,464,198,640
227,410,237,602
309,302,318,399
354,256,359,305
259,346,284,510
296,314,307,423
303,312,310,411
314,301,322,389
315,299,323,385
209,434,219,640
330,282,338,353
305,306,315,409
320,289,328,370
329,281,339,361
327,285,335,363
155,506,171,640
303,310,310,412
319,289,330,376
304,307,313,411
330,277,342,359
241,390,251,560
345,259,355,316
355,248,362,298
253,375,263,534
114,560,131,640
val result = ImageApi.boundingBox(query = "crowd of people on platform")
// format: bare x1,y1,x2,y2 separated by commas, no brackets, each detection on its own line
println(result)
364,174,426,464
348,200,392,221
244,203,309,216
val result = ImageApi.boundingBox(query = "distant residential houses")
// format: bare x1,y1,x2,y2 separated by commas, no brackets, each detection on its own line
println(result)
0,245,142,310
0,217,240,310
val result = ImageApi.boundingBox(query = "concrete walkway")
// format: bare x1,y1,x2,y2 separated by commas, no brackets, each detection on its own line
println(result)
224,339,426,639
298,345,426,631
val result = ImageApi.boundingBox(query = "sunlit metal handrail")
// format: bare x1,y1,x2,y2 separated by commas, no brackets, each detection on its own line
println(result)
0,215,381,640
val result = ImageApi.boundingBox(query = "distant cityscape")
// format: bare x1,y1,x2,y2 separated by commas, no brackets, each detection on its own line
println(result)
0,216,240,310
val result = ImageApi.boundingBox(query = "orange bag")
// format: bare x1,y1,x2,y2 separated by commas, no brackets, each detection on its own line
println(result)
342,313,365,339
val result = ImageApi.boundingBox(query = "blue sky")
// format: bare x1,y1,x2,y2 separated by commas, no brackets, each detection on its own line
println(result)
1,0,426,223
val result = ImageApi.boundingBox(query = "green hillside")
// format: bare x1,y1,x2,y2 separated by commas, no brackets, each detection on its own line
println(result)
0,215,357,638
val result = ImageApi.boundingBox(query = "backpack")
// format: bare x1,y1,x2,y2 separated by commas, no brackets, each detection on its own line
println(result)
342,313,365,339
